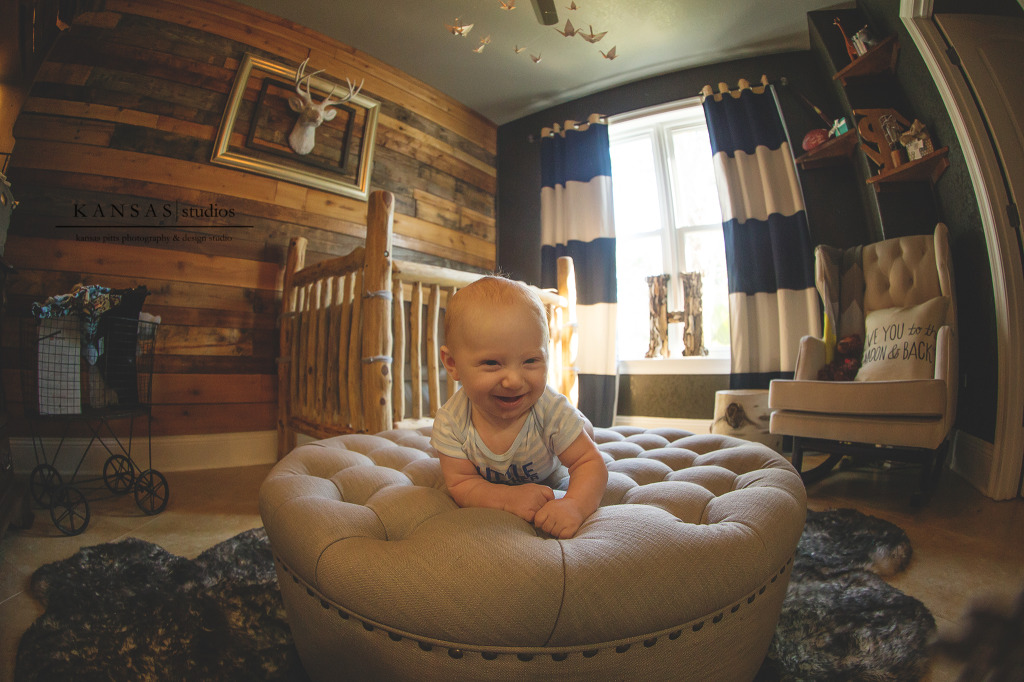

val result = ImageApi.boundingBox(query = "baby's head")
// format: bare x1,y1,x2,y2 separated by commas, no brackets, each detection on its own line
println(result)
443,276,549,353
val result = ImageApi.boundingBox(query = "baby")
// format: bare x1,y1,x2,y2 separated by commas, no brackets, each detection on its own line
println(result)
430,276,608,539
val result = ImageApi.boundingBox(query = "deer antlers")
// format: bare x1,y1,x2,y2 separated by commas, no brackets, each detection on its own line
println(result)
287,58,364,155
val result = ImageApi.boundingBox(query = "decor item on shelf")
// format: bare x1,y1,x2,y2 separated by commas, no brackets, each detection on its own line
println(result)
833,17,858,62
829,117,850,138
880,112,906,167
212,53,380,201
851,25,878,56
900,119,936,161
802,128,830,151
854,107,911,174
680,271,708,357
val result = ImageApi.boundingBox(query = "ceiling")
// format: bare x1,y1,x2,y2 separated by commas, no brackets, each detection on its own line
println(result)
237,0,850,125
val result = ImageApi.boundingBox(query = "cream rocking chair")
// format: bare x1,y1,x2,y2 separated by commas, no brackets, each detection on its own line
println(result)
768,223,957,505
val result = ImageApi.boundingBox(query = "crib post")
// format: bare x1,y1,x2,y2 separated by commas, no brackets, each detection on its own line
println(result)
278,236,307,457
361,190,395,434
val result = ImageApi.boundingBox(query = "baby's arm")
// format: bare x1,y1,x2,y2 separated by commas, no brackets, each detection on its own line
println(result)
534,431,608,538
439,454,555,523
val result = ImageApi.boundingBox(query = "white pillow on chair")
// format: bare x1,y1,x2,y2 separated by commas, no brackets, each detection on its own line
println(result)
856,296,950,382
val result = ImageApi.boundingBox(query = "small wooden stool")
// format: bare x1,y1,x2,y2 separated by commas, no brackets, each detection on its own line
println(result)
711,389,782,452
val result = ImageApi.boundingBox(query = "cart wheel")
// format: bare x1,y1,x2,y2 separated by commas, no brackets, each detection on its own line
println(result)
103,455,135,494
134,469,169,515
50,485,91,536
29,464,63,508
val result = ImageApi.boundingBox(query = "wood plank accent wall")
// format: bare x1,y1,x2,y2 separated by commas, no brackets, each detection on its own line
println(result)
2,0,497,447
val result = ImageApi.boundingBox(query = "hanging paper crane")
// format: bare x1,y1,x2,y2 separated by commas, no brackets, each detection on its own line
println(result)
600,46,617,60
567,2,578,9
531,53,543,63
499,0,516,9
555,19,577,37
578,25,606,43
514,45,527,54
473,35,491,53
445,18,474,37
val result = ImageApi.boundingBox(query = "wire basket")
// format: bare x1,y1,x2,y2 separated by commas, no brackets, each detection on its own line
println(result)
20,315,158,417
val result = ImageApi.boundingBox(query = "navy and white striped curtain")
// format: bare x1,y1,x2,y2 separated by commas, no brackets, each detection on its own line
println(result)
701,79,820,389
539,115,617,427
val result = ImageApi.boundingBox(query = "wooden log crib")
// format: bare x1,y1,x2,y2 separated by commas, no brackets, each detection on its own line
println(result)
277,190,579,456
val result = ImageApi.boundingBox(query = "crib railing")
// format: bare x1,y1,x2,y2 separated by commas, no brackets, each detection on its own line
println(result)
277,190,577,457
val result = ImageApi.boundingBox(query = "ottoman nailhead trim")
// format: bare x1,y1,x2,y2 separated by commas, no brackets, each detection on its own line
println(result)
272,552,797,663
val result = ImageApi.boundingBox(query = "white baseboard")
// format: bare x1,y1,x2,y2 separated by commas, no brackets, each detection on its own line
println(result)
11,431,278,476
612,415,712,435
950,429,1004,499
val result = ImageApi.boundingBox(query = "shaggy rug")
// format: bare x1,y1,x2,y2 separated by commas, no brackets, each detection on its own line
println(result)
16,509,935,681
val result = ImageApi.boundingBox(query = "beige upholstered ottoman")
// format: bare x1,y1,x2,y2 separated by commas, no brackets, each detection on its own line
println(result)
259,425,806,681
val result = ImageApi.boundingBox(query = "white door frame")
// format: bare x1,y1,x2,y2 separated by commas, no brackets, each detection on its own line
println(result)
900,0,1024,499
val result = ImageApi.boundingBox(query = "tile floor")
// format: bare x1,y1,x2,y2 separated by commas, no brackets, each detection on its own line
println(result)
1,459,1022,681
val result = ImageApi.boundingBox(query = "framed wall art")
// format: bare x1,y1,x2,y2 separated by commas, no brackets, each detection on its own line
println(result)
212,53,380,201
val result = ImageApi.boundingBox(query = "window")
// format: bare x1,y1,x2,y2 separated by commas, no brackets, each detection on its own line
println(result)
609,99,730,370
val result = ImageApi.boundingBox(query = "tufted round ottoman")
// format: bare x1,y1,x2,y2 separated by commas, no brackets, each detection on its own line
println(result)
259,426,806,681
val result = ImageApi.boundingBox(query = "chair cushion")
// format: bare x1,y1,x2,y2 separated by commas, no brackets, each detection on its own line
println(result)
856,297,950,381
769,377,947,417
769,409,947,450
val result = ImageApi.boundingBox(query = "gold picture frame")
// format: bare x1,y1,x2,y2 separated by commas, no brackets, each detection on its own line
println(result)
212,53,379,201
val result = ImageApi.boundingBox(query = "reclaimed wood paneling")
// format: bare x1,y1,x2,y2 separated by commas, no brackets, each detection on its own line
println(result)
3,0,497,445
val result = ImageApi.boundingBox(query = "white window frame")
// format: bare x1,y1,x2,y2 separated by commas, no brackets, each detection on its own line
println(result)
610,99,730,375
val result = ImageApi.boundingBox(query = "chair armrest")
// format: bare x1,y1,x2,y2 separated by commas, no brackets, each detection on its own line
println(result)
934,324,958,433
793,335,827,380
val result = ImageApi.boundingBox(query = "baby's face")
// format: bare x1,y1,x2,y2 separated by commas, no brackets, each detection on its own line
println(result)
443,303,548,428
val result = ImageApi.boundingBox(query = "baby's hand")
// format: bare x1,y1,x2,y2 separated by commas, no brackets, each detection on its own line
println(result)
502,484,555,523
534,498,587,539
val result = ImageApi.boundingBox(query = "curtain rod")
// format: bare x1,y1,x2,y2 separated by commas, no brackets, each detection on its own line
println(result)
530,112,608,142
699,74,778,102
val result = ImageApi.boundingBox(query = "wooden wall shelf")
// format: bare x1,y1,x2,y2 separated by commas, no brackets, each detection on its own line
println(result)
865,147,949,190
833,35,900,85
795,130,859,169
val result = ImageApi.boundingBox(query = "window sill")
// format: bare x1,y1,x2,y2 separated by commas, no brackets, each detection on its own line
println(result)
618,355,730,376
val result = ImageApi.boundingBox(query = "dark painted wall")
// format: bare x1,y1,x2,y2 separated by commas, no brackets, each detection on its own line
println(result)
497,3,1009,443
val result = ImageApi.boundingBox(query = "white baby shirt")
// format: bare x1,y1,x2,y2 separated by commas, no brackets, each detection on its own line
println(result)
430,385,584,485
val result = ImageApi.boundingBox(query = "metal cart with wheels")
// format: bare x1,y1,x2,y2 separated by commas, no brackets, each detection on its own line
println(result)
21,311,167,536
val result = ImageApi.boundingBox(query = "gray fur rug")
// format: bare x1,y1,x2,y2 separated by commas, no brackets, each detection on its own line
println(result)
16,510,934,681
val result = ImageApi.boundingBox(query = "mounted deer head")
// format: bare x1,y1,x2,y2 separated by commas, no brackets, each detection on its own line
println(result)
287,58,363,155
